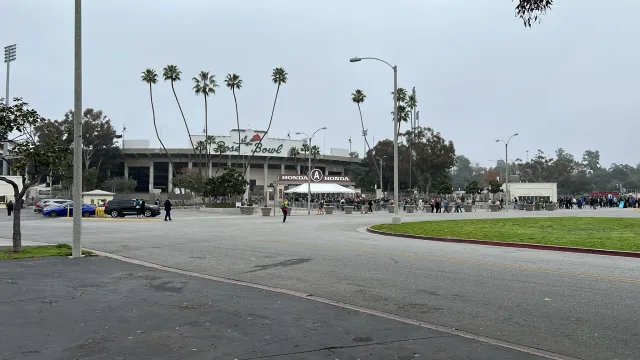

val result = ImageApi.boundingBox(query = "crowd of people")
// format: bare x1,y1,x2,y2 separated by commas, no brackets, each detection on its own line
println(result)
557,194,637,209
281,193,639,216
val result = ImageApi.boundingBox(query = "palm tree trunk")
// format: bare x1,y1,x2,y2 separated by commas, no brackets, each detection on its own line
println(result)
171,82,199,173
357,103,381,184
233,89,241,170
244,84,280,176
149,84,176,184
204,95,209,179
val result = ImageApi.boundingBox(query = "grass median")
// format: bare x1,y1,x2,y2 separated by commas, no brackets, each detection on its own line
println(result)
371,217,640,252
0,244,94,260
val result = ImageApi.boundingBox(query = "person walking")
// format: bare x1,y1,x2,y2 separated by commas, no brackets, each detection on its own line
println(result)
281,199,290,223
6,200,14,216
135,198,141,217
164,198,172,221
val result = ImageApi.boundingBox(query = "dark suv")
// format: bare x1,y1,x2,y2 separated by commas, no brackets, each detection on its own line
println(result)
104,199,161,218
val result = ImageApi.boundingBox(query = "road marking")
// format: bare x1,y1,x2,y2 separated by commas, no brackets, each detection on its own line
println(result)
262,239,640,285
89,249,579,360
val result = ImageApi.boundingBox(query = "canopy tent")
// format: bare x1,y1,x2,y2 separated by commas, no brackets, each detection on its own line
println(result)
285,183,356,194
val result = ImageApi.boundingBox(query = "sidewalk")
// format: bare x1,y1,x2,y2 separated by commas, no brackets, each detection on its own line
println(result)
0,257,546,360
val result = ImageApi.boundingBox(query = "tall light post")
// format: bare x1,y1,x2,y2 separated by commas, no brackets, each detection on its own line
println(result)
350,56,400,224
3,44,16,176
296,126,326,215
71,0,83,258
377,156,386,196
495,133,518,209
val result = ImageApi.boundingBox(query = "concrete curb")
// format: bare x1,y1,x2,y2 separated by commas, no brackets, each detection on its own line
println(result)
366,227,640,259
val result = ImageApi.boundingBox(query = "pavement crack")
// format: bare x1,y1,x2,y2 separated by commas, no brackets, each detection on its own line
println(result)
239,335,452,359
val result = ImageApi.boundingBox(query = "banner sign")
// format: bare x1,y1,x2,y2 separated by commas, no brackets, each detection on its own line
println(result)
276,174,352,184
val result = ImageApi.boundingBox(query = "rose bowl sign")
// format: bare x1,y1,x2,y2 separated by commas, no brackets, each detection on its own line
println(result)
276,173,353,184
191,130,302,158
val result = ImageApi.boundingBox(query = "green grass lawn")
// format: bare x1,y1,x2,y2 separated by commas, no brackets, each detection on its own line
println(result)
371,217,640,252
0,244,94,260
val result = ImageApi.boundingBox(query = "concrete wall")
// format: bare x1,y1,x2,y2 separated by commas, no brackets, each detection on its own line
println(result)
504,182,557,202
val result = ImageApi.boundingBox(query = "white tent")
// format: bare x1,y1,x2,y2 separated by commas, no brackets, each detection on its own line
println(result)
285,183,356,194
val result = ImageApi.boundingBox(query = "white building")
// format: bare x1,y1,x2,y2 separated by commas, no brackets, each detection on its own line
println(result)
0,176,23,208
504,182,557,203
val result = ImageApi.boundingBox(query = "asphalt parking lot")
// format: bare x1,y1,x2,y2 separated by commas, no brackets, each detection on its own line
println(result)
3,207,640,359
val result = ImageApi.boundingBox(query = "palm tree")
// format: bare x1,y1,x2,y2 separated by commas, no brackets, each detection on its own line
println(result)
224,73,243,169
351,89,380,181
214,142,227,176
392,87,408,104
393,104,411,134
193,71,218,178
310,145,320,169
288,146,301,174
244,67,288,175
141,68,175,179
300,143,310,174
163,65,199,171
406,91,418,130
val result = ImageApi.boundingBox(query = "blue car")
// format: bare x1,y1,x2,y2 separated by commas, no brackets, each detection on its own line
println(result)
43,202,96,218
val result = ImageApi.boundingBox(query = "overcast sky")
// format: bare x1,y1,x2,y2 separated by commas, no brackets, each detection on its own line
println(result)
2,0,638,168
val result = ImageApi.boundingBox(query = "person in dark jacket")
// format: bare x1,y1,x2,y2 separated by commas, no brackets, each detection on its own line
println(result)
140,199,146,217
164,198,172,221
6,200,13,216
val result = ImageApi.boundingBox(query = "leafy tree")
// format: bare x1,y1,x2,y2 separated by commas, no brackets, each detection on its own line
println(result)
163,64,200,168
83,167,99,191
244,67,288,175
204,168,247,198
172,168,204,195
487,179,504,202
61,108,121,175
142,69,176,177
484,168,501,186
433,176,453,196
581,149,601,171
0,98,71,251
193,70,219,177
225,73,243,168
464,180,483,200
452,155,474,190
102,176,137,194
404,127,456,194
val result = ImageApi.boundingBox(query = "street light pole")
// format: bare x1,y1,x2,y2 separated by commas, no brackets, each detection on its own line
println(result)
71,0,83,258
378,157,384,195
349,56,401,224
3,44,16,176
495,133,518,210
296,127,326,215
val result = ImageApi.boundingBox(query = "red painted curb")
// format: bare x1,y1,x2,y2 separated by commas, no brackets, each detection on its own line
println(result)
366,227,640,259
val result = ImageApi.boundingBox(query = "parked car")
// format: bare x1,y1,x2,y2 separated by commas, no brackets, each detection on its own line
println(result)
104,199,161,218
43,202,96,218
34,199,70,213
